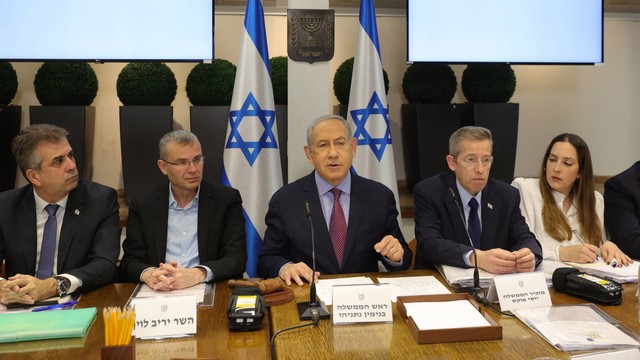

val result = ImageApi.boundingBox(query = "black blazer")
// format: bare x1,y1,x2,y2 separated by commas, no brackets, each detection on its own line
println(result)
413,172,542,269
118,180,246,283
257,172,411,278
0,180,121,292
605,161,640,259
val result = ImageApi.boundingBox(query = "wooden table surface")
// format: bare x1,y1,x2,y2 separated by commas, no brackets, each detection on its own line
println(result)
0,282,271,360
269,270,639,360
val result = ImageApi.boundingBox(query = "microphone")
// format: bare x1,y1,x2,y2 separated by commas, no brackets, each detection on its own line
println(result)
448,188,485,304
552,267,622,305
297,200,330,321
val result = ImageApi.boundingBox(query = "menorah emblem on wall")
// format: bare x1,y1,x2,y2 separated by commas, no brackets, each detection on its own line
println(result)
299,16,323,47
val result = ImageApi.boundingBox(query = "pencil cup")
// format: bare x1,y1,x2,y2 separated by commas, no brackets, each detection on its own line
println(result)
101,336,135,360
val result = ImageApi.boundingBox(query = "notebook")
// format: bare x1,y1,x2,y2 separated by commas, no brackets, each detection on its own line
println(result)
0,307,97,343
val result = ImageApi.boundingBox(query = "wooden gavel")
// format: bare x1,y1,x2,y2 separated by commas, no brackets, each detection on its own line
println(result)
227,277,286,295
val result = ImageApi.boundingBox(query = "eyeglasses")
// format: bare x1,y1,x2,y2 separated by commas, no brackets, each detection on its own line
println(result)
161,156,205,168
458,156,493,167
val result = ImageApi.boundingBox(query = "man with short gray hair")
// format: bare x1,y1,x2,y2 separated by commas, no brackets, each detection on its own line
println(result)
414,126,542,273
119,130,246,290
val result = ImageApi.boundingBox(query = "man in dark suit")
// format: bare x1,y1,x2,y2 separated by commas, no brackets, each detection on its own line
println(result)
604,161,640,260
119,130,246,290
414,126,541,273
0,124,120,305
257,115,411,286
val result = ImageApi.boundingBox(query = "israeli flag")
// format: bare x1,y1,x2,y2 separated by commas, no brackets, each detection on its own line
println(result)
221,0,283,277
347,0,400,210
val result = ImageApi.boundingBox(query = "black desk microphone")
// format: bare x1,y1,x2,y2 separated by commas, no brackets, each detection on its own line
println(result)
297,200,330,320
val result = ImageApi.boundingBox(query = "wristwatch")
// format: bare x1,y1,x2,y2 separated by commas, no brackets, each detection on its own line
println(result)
53,276,71,296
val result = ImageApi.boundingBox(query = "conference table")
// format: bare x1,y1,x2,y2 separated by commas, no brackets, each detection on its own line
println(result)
0,269,638,360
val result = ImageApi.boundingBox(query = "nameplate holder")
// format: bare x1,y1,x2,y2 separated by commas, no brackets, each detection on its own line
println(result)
487,272,551,312
332,283,392,325
131,294,197,339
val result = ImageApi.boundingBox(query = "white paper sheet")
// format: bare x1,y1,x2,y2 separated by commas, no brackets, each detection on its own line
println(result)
376,276,451,301
316,276,374,306
134,283,207,304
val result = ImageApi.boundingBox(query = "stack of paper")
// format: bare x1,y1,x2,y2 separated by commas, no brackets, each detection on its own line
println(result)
513,304,640,352
563,259,639,283
435,264,495,289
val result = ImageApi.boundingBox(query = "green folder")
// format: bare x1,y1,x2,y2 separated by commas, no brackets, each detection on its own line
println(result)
0,307,97,343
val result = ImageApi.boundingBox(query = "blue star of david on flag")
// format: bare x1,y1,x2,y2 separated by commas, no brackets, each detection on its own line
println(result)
226,92,278,166
350,91,392,161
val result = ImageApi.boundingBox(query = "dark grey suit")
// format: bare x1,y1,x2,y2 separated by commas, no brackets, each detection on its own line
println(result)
0,180,121,292
413,172,542,269
118,180,246,283
257,172,411,278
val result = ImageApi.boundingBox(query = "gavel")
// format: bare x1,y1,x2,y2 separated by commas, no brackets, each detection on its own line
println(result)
227,277,286,295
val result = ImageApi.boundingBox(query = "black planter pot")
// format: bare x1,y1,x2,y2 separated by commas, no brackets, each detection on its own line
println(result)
120,106,173,205
403,103,519,187
0,106,21,191
190,106,229,185
29,106,95,180
464,103,519,183
401,103,466,190
190,105,289,185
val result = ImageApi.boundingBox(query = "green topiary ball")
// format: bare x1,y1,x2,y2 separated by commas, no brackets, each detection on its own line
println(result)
270,56,287,105
333,57,390,105
117,63,177,106
0,62,18,106
402,63,457,104
186,59,236,106
34,62,98,106
461,63,516,103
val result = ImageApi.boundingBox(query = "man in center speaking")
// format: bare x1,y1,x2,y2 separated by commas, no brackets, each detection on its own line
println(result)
257,115,411,286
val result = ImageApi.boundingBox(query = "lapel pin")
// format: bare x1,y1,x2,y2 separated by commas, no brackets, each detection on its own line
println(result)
487,203,493,210
74,209,80,215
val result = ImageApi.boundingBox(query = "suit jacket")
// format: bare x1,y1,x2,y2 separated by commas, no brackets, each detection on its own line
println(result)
604,161,640,259
413,172,542,269
257,172,411,278
0,180,121,292
119,180,246,283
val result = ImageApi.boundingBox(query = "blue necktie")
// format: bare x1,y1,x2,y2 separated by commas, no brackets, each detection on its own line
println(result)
36,204,59,279
468,198,481,249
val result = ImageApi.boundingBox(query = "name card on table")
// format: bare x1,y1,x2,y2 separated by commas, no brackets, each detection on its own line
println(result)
131,294,197,339
487,272,551,312
332,284,392,325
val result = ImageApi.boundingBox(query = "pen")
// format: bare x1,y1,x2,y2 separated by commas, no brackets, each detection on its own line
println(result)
32,300,78,312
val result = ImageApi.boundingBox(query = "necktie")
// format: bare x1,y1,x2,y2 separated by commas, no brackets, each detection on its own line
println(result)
329,188,347,268
468,198,481,249
36,204,59,279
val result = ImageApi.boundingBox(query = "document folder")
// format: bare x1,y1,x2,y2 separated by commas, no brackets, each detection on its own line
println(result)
0,307,97,343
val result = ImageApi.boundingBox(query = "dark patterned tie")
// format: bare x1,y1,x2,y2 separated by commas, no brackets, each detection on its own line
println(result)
36,204,59,279
468,198,481,249
329,188,347,268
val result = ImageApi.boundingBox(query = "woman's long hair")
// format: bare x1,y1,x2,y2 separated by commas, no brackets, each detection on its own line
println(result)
538,133,601,244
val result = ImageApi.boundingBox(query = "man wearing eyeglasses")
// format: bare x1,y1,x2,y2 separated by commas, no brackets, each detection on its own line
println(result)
119,130,246,290
413,126,541,273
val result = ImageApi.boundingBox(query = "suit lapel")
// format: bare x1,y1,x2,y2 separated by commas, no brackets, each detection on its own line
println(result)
197,182,214,258
58,183,84,272
343,174,363,268
152,185,170,263
444,174,471,246
303,174,340,272
17,189,38,274
480,180,498,249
